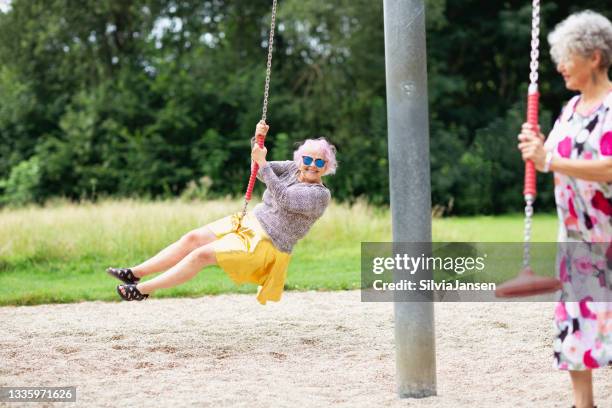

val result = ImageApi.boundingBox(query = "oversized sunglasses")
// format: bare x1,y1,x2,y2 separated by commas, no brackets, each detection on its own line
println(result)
302,156,326,168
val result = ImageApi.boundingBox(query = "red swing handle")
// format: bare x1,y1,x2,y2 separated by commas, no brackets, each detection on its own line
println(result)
523,88,539,198
245,132,266,201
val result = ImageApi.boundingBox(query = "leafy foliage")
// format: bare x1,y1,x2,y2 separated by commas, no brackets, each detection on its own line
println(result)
0,0,609,213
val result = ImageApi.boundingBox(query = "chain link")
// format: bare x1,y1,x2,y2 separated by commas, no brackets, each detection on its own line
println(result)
529,0,540,86
240,0,278,222
241,197,249,220
261,0,278,123
523,197,534,268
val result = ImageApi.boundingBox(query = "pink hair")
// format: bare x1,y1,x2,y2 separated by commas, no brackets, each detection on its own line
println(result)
293,137,338,175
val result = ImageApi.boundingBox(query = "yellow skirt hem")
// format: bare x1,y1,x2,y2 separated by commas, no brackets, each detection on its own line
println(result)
207,212,291,305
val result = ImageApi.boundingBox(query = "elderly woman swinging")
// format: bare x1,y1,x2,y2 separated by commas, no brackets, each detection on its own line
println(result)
107,121,337,305
518,10,612,408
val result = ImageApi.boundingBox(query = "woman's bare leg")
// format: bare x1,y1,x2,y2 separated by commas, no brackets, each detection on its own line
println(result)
569,370,594,408
121,244,216,295
129,226,217,278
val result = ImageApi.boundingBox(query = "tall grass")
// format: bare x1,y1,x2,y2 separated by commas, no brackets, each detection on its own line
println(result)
0,199,559,305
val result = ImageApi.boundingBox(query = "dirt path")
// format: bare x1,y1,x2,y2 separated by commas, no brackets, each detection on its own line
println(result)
1,291,609,407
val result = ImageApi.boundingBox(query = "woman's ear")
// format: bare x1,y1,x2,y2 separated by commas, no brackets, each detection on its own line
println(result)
591,49,603,70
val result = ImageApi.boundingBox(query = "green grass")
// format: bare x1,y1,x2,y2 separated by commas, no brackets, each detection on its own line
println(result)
0,199,559,305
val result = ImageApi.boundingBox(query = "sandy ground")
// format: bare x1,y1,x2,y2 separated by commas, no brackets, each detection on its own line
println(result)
0,290,610,408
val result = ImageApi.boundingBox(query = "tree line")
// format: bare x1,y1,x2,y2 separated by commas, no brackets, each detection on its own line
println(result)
0,0,609,214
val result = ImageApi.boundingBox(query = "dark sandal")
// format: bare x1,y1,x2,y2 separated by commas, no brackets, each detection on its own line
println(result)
107,267,140,284
116,284,149,301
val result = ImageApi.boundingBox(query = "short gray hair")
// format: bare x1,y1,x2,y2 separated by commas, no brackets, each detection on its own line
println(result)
548,10,612,70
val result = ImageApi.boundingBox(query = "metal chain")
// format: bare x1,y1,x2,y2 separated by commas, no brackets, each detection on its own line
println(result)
523,197,534,268
241,196,249,219
524,0,540,268
261,0,278,123
240,0,278,220
529,0,540,88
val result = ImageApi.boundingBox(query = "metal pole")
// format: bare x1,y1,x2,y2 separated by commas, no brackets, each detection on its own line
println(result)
383,0,436,398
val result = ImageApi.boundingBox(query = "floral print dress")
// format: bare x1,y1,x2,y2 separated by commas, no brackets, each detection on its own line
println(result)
544,91,612,370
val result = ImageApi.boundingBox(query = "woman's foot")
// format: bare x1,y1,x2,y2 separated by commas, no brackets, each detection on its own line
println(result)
116,284,149,301
106,267,140,284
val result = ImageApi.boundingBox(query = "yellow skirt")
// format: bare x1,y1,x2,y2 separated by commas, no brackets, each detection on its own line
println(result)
208,212,291,305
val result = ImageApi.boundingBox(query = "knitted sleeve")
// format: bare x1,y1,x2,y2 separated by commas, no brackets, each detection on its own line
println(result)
259,163,330,216
254,160,295,182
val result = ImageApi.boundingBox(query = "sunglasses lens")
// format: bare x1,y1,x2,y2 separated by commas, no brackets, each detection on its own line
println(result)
302,156,325,169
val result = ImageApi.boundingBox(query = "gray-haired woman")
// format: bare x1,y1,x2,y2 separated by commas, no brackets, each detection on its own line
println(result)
518,10,612,408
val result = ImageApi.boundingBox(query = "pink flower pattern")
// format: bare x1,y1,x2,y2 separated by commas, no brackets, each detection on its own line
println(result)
557,136,573,158
591,190,612,216
600,131,612,156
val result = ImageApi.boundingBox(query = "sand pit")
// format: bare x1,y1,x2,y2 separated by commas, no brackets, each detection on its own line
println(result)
0,290,610,407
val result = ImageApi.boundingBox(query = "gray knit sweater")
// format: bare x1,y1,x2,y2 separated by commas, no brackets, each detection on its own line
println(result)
253,160,331,253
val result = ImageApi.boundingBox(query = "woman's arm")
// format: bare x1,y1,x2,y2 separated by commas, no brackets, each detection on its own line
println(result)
259,164,330,215
251,121,290,181
250,129,294,181
253,160,295,182
549,157,612,183
518,123,612,182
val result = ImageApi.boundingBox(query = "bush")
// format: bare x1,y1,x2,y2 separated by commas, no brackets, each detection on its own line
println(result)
0,156,42,206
